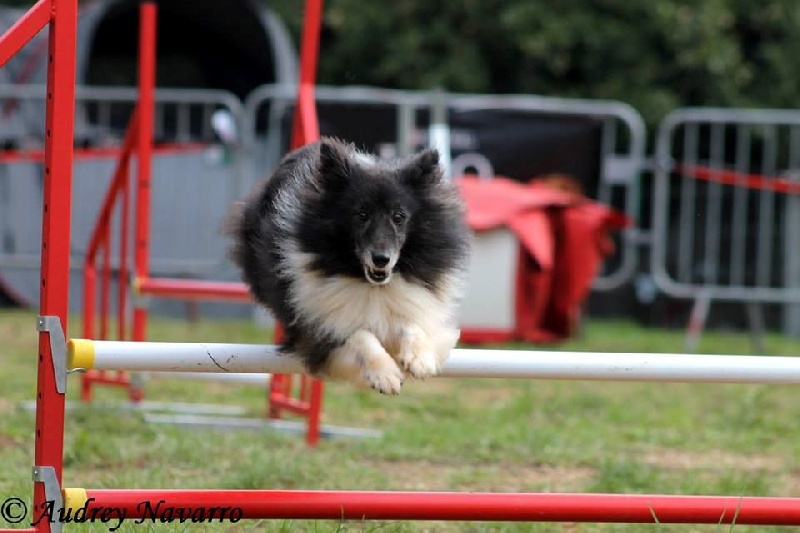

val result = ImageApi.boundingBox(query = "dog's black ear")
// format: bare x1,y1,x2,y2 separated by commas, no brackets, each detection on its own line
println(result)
402,148,443,188
318,139,350,191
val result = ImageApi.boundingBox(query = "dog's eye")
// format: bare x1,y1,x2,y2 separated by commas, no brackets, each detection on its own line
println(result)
357,210,369,222
392,211,406,224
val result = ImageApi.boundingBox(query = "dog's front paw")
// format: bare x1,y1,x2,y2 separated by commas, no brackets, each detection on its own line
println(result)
397,326,439,379
399,350,439,379
363,362,405,395
326,329,405,395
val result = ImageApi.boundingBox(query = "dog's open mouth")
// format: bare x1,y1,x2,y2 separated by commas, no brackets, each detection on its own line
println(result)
365,267,391,285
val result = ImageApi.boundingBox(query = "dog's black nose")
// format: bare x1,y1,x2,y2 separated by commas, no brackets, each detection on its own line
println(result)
371,251,390,268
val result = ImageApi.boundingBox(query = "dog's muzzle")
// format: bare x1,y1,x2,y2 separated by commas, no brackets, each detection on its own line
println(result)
364,251,394,286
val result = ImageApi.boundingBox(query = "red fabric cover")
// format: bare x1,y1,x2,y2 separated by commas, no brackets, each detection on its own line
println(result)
457,176,630,344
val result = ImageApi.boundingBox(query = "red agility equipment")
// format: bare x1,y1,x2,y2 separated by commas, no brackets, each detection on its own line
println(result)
73,1,325,443
78,490,800,525
0,1,77,531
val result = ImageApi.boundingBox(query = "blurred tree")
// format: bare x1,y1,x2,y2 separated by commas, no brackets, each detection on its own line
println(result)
267,0,800,126
2,0,798,125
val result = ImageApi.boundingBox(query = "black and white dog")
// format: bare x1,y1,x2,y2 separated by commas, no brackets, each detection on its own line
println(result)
227,138,471,394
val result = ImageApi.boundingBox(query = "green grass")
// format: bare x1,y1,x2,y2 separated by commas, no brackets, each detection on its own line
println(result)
2,308,800,532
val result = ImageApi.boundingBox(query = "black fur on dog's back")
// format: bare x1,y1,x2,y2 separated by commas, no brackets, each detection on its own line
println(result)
225,137,471,375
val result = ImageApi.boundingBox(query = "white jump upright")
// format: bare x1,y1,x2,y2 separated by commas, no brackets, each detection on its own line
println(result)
68,339,800,385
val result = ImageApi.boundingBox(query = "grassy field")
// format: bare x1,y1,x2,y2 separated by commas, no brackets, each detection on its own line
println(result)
2,308,800,532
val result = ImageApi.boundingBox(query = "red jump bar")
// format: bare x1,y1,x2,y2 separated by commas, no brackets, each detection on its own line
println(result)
135,277,252,303
74,490,800,525
0,142,208,163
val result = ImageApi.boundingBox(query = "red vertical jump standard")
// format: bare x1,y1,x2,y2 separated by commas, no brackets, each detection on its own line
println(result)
132,1,156,344
10,0,800,528
76,1,326,444
267,0,325,447
0,0,77,532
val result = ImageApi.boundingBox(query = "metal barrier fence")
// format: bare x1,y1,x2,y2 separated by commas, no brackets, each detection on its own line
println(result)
651,107,800,345
0,84,245,312
243,84,647,290
10,82,800,342
446,93,646,290
1,82,645,312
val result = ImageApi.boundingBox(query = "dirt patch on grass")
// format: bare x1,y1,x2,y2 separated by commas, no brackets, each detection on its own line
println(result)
371,459,594,492
639,447,800,495
786,471,800,495
0,398,13,413
0,432,23,449
639,448,782,470
403,379,521,409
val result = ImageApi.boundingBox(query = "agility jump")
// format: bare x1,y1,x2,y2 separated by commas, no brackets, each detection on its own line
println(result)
68,338,800,384
76,0,325,439
54,339,800,525
6,0,800,530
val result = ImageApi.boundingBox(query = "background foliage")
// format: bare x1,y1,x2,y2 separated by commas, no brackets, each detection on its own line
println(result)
268,0,800,126
2,0,799,126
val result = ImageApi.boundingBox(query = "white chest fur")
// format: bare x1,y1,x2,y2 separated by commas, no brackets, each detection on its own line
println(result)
286,253,460,352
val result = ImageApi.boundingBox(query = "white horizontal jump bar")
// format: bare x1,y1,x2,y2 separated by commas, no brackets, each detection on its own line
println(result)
68,339,800,384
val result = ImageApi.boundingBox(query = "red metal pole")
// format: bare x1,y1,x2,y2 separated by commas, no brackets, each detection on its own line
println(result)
80,379,93,402
77,490,800,525
280,0,323,347
82,108,140,342
118,159,131,340
81,261,96,402
81,112,139,400
132,1,156,342
293,0,324,445
100,227,111,339
291,84,321,149
267,374,288,419
0,0,49,68
32,1,77,531
268,0,325,442
83,264,96,340
290,0,322,148
306,379,324,446
83,109,140,262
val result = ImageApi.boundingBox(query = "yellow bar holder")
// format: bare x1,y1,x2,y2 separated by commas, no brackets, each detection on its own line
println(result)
62,487,88,511
131,276,142,295
67,339,96,370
